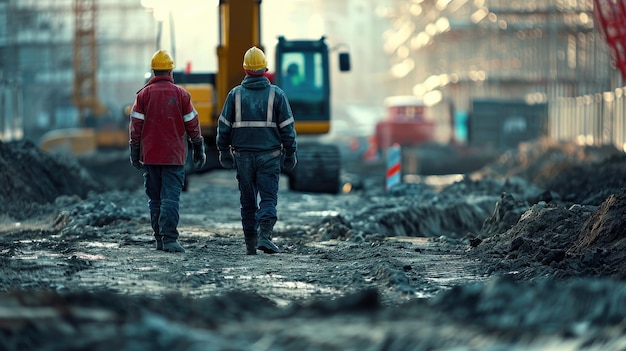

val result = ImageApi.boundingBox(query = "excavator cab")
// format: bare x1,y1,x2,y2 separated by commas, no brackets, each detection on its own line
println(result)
272,36,351,193
274,36,349,135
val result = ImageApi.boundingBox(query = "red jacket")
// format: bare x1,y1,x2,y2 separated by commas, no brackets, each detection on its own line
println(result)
129,76,202,165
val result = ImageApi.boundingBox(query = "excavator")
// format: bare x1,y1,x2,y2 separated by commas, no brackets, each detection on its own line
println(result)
177,0,351,193
39,0,349,194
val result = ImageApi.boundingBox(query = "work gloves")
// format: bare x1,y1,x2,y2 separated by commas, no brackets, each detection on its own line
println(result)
130,145,142,170
282,152,297,171
219,150,235,169
192,140,206,169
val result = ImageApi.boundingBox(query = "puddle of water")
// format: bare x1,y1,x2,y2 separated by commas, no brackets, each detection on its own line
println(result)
184,268,213,275
224,275,252,280
17,239,49,244
301,210,340,217
74,253,107,260
86,242,118,249
133,266,161,271
12,251,62,260
13,254,40,260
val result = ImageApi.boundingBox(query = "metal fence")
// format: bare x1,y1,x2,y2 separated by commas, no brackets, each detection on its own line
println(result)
551,86,626,152
0,77,23,142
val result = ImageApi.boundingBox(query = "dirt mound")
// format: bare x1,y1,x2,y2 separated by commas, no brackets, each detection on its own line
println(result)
3,138,626,350
4,277,626,351
477,138,623,189
569,192,626,257
544,153,626,205
470,189,626,281
0,141,101,220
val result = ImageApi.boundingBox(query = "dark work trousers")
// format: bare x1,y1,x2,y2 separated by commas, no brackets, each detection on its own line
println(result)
233,149,282,233
143,164,185,243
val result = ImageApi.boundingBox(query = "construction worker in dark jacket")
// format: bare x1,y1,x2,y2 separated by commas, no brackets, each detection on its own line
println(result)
217,46,298,255
129,49,206,253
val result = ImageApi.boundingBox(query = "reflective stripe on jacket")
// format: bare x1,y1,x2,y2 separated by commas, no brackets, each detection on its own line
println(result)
130,75,203,165
217,75,297,154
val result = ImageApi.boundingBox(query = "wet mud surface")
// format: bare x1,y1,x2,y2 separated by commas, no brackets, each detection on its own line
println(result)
2,138,626,350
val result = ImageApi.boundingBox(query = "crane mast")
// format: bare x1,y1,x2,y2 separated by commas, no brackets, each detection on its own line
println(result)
73,0,107,123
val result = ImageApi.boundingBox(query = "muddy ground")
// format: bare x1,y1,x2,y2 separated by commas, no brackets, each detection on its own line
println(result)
1,138,626,350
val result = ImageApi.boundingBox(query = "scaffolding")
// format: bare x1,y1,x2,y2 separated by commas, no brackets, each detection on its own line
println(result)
0,0,155,142
382,0,624,150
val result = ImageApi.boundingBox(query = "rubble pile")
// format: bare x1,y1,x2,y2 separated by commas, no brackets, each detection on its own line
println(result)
0,141,101,220
313,140,626,282
468,154,626,281
2,138,626,350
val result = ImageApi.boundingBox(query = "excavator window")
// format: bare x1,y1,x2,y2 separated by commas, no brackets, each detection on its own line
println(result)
280,52,324,100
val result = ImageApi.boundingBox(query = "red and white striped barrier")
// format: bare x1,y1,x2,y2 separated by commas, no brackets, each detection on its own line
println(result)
386,144,401,190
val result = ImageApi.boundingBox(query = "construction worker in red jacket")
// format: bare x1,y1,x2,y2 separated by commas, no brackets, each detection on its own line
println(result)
217,46,297,255
129,49,206,253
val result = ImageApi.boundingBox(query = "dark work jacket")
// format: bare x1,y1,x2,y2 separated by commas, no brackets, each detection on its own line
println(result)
217,75,297,155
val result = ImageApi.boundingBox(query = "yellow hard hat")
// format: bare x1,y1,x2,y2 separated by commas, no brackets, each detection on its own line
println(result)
243,46,267,71
151,50,175,70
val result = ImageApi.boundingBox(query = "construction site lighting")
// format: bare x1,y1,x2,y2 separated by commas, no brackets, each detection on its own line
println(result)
424,75,442,90
439,74,450,86
410,4,423,16
391,58,415,78
436,0,453,11
412,84,426,97
603,91,615,102
525,92,547,104
473,0,485,8
579,12,591,24
423,90,443,106
425,23,438,36
448,0,469,13
435,17,451,32
471,7,489,23
410,32,431,50
384,21,415,54
397,46,410,59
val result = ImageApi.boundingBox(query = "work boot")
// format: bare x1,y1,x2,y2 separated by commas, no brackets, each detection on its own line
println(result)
244,231,258,255
154,234,163,250
162,240,185,253
257,226,281,254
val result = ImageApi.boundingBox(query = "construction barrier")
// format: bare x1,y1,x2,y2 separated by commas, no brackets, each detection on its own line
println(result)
386,144,401,190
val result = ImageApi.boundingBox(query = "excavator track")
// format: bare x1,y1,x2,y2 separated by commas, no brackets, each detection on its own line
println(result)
288,142,340,194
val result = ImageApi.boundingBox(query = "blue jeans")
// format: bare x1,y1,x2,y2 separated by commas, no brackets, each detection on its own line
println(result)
143,165,185,242
234,149,282,233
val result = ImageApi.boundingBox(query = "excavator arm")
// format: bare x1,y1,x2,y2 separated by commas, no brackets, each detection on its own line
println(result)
216,0,262,115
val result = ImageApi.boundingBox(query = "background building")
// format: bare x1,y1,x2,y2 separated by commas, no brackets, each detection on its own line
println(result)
0,0,623,151
377,0,623,148
0,0,155,142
